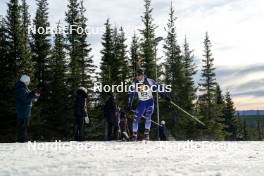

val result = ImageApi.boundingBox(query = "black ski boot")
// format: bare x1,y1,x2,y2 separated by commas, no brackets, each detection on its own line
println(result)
144,129,150,141
131,132,137,141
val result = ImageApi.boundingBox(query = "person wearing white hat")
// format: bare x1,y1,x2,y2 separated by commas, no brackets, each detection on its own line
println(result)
159,120,167,141
20,75,31,86
16,74,40,142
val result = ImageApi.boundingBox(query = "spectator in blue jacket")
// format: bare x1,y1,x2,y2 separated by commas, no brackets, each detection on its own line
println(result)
16,75,40,142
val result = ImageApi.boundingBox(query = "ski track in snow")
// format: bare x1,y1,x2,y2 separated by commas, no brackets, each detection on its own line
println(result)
0,141,264,176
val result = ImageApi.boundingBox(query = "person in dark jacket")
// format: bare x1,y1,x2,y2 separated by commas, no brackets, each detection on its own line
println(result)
74,87,88,141
16,75,40,142
118,108,130,141
159,120,168,141
104,95,118,140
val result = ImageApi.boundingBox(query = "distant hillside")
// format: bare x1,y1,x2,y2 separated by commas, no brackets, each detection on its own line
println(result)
237,110,264,116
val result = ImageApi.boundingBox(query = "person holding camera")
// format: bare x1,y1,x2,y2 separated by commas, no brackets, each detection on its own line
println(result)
15,74,40,143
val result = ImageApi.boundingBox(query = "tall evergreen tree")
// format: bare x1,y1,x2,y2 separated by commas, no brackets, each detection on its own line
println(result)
65,0,82,92
223,91,238,140
5,0,33,77
100,19,114,89
163,2,186,139
139,0,157,78
3,0,34,141
31,0,51,88
112,27,121,85
47,22,71,139
21,0,30,40
198,32,224,140
113,27,129,84
130,33,140,78
113,27,129,104
79,0,95,94
20,0,33,78
0,19,9,81
215,84,225,134
30,0,51,139
182,37,197,112
0,17,16,141
0,18,10,93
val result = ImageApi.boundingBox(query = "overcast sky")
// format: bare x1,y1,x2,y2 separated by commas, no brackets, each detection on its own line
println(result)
1,0,264,110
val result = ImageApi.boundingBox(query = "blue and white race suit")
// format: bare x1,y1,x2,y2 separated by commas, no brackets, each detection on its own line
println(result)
128,77,167,132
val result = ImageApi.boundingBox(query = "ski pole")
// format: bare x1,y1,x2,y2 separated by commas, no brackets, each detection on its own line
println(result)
130,110,162,127
169,101,205,127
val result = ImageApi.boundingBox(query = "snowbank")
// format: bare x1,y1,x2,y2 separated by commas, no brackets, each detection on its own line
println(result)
0,141,264,176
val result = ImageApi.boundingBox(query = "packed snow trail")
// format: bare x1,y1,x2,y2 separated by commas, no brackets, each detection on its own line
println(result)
0,141,264,176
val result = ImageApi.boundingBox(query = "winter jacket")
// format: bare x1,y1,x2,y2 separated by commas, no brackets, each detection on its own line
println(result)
104,96,117,124
119,111,127,132
74,89,88,117
15,81,35,119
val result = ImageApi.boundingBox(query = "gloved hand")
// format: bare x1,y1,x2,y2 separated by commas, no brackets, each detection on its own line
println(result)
33,89,41,97
85,116,90,124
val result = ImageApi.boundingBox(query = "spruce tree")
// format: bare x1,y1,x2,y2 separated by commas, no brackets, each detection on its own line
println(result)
65,0,82,92
182,37,197,112
3,0,34,141
215,84,225,134
79,0,95,94
198,32,224,140
0,17,17,141
223,91,238,140
112,27,121,85
113,27,129,84
0,19,10,95
100,19,114,89
130,33,140,78
113,27,129,104
31,0,51,88
5,0,33,77
139,0,157,78
30,0,51,139
48,22,71,139
20,0,33,78
21,0,30,40
163,2,186,139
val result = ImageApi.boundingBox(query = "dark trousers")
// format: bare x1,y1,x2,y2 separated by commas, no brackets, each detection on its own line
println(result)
107,122,118,140
159,127,167,141
17,118,28,143
74,115,85,141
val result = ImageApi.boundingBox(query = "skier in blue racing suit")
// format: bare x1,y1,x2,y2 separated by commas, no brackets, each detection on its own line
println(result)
127,69,171,140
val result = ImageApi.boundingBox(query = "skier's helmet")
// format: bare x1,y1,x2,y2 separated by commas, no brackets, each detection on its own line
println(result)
136,69,144,76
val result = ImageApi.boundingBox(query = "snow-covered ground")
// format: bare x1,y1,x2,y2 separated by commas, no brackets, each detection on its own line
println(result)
0,141,264,176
